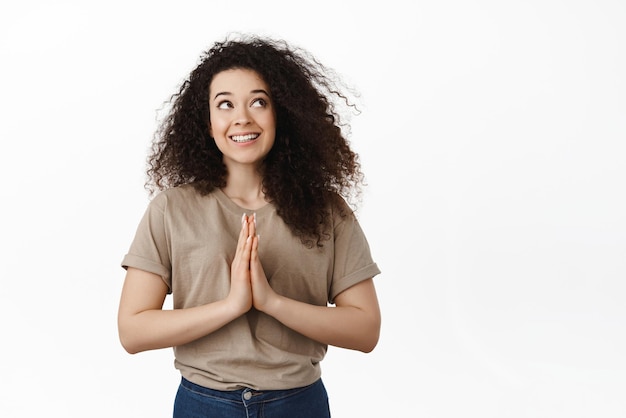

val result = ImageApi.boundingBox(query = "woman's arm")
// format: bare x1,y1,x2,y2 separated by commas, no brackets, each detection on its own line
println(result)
117,216,256,354
249,232,381,353
261,277,381,353
117,268,243,354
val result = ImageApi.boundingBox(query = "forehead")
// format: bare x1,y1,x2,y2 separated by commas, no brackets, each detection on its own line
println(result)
209,68,269,98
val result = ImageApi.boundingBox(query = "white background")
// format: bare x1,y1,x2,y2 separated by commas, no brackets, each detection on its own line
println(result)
1,1,625,417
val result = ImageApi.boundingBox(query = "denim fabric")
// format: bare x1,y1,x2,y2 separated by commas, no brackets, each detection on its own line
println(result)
173,377,331,418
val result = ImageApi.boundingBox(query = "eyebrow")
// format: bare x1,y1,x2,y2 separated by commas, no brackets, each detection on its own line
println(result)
213,89,271,100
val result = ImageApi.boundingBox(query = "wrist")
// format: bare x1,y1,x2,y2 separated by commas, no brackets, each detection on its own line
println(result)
260,292,283,317
224,294,251,318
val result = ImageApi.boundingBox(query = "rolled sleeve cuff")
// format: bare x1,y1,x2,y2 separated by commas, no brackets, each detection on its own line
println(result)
121,253,171,293
329,263,381,304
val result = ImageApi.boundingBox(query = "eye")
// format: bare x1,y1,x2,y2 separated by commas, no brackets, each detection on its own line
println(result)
217,100,233,109
251,98,268,108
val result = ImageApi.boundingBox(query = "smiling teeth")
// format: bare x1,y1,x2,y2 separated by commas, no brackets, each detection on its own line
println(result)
231,134,259,143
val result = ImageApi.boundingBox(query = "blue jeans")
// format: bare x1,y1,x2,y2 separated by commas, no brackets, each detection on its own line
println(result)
173,377,331,418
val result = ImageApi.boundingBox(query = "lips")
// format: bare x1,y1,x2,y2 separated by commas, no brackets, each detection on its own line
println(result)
230,133,259,143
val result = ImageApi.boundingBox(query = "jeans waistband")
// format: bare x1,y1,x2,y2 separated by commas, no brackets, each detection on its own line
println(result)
180,376,321,405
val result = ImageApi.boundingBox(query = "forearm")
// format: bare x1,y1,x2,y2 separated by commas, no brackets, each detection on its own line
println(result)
119,299,241,354
120,219,258,354
264,295,381,353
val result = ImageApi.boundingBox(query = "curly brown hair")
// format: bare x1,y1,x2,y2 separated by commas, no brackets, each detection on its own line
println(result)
147,34,364,247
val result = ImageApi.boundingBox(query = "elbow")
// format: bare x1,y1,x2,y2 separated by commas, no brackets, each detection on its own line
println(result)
119,332,142,355
360,342,378,354
358,331,380,353
357,316,381,353
120,338,141,355
118,321,144,355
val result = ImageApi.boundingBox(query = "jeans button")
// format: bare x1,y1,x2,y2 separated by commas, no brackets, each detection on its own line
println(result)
243,391,252,400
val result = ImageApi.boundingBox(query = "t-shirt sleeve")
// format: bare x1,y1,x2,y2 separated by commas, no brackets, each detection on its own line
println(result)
121,193,172,292
328,201,381,303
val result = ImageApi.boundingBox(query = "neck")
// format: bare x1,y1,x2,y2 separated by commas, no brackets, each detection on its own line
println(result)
221,164,267,210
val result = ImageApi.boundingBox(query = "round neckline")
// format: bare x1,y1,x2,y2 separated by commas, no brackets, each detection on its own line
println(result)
214,188,274,215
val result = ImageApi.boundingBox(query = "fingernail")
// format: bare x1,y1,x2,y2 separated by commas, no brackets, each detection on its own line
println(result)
242,213,247,224
253,212,257,225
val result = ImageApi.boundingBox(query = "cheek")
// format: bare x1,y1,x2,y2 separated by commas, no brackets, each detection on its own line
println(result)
209,115,227,137
264,113,277,134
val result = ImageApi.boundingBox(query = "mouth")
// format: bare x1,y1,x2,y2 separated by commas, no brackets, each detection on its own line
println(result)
230,133,259,143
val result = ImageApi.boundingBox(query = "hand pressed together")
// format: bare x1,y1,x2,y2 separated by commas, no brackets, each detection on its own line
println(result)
227,213,277,316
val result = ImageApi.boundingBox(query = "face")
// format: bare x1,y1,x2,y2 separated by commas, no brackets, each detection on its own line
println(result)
208,68,276,169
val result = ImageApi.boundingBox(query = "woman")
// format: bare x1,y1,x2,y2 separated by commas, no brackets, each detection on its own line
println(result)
118,34,381,417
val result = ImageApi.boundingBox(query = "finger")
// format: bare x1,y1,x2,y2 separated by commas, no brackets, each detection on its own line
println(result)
251,235,259,261
233,237,252,277
242,235,253,264
237,214,249,251
232,214,250,269
248,213,257,239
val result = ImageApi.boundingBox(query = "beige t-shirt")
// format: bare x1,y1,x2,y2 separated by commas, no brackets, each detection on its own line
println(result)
121,184,380,390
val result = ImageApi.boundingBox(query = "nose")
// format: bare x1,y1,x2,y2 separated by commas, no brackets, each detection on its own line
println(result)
234,106,251,125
